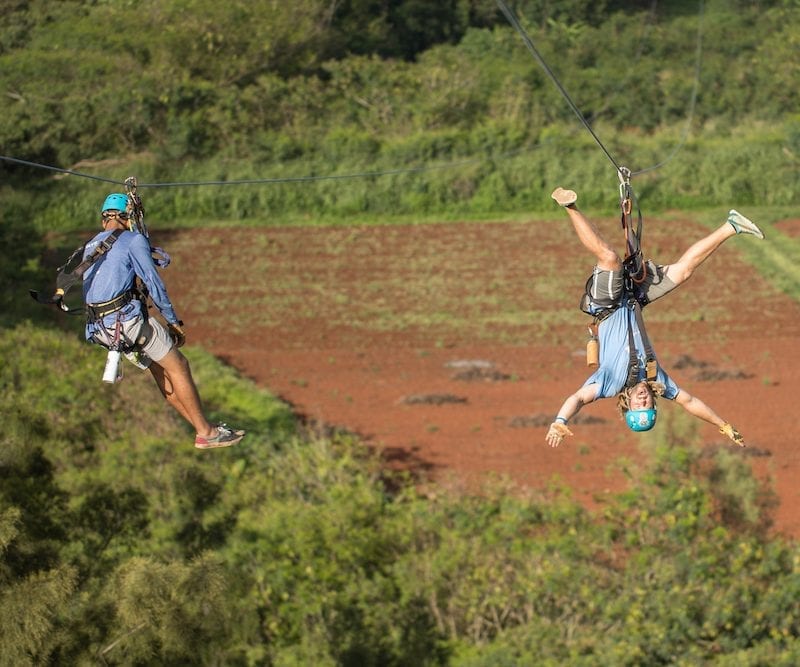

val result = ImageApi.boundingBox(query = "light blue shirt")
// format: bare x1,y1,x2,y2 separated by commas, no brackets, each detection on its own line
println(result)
583,299,679,400
82,230,178,338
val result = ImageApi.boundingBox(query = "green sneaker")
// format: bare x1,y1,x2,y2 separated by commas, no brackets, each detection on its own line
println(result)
728,210,764,239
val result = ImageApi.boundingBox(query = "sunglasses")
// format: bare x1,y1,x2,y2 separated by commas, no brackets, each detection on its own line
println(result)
102,210,130,220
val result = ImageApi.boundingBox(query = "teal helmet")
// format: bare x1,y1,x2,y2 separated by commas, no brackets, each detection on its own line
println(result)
102,193,129,213
625,408,657,432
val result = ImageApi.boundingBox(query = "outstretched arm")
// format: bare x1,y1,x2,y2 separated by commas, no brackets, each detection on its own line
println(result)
546,384,599,447
674,388,725,427
674,389,745,446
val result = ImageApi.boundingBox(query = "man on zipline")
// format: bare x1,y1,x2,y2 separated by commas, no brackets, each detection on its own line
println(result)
545,187,764,448
83,193,246,449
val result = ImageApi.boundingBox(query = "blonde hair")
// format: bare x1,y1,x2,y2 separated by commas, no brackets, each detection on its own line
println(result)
616,381,666,419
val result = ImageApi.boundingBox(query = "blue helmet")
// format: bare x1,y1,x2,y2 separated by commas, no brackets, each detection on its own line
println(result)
102,193,129,213
625,408,657,432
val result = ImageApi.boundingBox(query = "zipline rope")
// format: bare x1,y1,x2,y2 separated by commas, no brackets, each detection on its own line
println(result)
0,155,124,185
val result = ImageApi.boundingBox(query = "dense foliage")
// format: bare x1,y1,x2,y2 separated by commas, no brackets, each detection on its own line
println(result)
2,325,799,665
1,0,798,227
2,2,800,664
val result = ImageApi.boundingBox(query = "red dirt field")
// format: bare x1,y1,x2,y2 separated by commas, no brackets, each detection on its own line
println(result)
161,215,800,537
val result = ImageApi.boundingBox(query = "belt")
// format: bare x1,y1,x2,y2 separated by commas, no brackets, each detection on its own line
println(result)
87,290,136,320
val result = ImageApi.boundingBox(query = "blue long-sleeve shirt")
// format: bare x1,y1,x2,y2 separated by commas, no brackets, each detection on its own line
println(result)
582,298,680,400
82,230,178,338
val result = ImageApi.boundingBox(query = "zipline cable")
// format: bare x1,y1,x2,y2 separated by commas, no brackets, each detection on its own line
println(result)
0,155,124,185
1,153,492,187
0,134,575,188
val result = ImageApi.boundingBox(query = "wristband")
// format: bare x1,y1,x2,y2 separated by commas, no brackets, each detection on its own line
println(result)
555,416,568,425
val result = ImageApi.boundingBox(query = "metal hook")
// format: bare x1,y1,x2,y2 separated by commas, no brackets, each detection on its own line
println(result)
124,176,138,196
617,166,632,201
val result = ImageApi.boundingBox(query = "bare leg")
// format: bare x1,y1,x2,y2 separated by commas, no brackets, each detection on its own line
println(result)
662,223,735,286
148,349,216,438
562,204,622,271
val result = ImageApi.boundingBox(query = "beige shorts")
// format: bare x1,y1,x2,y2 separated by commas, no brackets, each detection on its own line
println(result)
583,260,677,312
92,315,173,366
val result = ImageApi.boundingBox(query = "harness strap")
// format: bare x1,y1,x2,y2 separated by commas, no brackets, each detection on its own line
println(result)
624,300,658,388
30,229,127,313
70,229,125,281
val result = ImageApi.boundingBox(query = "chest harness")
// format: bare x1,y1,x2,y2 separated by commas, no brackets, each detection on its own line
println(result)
580,168,658,389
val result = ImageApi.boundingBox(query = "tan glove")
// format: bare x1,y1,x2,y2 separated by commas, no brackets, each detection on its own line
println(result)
546,421,573,448
168,321,186,348
720,423,745,447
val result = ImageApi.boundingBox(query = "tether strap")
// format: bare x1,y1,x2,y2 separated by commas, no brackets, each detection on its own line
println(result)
68,229,125,282
49,228,126,303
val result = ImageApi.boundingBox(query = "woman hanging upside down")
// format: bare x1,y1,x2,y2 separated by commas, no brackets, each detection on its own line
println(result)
545,187,765,448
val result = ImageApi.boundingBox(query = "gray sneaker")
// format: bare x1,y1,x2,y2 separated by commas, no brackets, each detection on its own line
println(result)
195,423,246,449
551,187,577,207
728,210,764,239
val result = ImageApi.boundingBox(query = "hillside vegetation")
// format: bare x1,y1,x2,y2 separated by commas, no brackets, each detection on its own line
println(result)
3,324,800,665
1,0,798,229
3,1,800,664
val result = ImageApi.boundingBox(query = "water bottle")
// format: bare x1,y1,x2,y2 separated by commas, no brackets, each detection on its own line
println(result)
586,327,599,368
102,349,122,383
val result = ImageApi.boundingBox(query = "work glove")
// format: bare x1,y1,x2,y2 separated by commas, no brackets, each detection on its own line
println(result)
546,421,573,448
151,246,171,268
719,423,745,447
168,321,186,348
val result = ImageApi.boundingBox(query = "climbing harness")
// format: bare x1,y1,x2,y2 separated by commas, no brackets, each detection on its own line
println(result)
579,169,648,314
579,171,656,389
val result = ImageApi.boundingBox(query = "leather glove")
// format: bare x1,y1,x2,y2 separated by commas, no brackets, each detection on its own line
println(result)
546,421,573,448
168,321,186,348
720,423,745,447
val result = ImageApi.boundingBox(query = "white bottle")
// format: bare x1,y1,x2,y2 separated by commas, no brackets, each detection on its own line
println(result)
102,349,122,384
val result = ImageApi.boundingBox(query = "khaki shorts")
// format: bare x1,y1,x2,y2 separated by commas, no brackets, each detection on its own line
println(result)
92,315,173,366
583,260,677,312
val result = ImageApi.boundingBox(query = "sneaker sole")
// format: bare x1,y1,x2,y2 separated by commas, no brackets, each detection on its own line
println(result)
195,435,244,450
